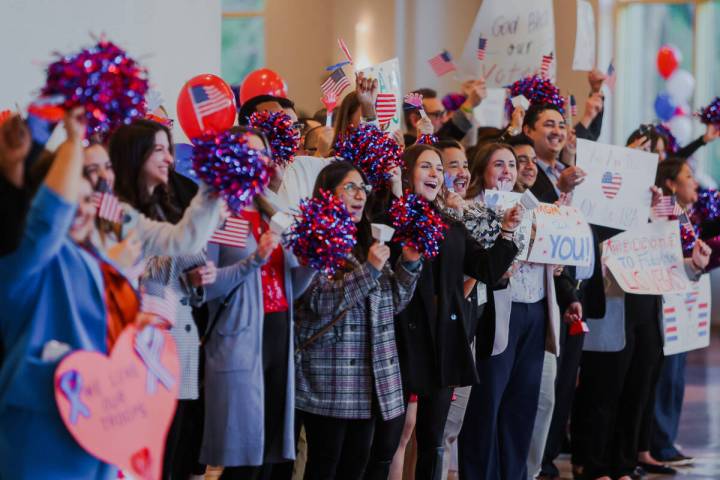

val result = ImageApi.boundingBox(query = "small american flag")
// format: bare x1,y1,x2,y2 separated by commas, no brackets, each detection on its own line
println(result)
540,52,554,78
600,171,622,199
652,196,682,218
190,85,228,130
209,216,250,248
428,50,457,77
321,68,351,98
93,192,124,223
570,95,578,117
606,60,617,91
476,37,488,61
141,289,177,326
376,92,397,127
678,211,697,239
338,37,353,64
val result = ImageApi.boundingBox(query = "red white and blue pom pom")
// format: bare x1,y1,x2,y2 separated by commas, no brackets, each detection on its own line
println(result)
416,133,439,145
191,130,271,213
39,39,149,138
389,193,448,258
654,123,680,154
334,123,404,188
505,75,564,117
248,110,299,166
284,190,357,276
699,97,720,126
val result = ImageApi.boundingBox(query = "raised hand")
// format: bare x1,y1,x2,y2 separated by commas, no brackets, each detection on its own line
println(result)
257,230,280,261
368,241,391,271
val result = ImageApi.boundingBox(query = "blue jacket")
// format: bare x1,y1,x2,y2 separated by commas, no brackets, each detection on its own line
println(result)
0,186,114,479
200,230,315,467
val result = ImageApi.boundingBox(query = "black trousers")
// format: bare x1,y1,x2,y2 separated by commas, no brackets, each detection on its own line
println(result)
303,411,376,480
162,398,206,479
221,311,291,480
571,294,663,478
364,413,406,478
540,321,585,477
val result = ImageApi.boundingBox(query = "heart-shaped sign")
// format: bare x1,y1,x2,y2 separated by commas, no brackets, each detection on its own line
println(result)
376,92,397,127
54,325,179,480
600,171,622,199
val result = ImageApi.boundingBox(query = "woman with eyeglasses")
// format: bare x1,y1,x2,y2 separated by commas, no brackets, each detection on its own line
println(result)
295,161,422,479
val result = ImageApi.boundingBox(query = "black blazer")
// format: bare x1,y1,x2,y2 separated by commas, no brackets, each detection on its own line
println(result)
530,166,560,204
388,219,518,394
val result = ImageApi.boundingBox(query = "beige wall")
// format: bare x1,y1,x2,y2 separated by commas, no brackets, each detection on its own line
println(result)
265,0,599,119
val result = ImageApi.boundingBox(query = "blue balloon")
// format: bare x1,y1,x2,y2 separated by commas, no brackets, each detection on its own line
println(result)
654,93,676,122
173,143,197,183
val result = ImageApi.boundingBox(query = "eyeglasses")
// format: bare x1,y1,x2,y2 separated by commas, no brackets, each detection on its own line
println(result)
425,110,446,120
342,182,372,195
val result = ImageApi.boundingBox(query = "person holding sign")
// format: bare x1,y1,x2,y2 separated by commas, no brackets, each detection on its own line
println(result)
294,161,422,480
368,144,521,480
458,142,581,480
0,110,144,479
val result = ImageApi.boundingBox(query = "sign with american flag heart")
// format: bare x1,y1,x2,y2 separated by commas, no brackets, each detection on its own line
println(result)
662,274,711,355
572,139,658,230
360,58,402,132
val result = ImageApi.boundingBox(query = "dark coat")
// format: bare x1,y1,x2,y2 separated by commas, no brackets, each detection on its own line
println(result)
388,219,518,394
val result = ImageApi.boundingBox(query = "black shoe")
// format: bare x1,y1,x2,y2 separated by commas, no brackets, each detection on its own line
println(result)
630,465,647,479
661,453,694,466
637,462,677,475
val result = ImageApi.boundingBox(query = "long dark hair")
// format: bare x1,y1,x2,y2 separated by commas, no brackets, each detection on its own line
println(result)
400,144,443,204
465,142,517,199
109,119,181,223
330,92,361,149
312,160,373,263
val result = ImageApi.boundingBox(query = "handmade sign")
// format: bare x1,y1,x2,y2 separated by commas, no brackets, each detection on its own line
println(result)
602,220,691,295
457,0,556,87
661,274,711,355
54,325,179,480
572,139,658,230
572,0,596,71
473,88,507,128
360,58,402,132
528,202,593,267
484,189,533,260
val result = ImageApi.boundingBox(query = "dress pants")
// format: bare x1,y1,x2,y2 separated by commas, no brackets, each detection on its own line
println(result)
540,322,585,477
570,294,663,479
526,352,558,479
650,352,688,460
458,301,547,480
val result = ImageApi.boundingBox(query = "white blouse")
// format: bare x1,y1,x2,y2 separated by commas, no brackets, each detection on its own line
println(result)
510,261,546,304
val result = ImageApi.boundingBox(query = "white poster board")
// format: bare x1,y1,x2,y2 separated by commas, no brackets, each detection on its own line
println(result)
484,190,532,260
602,220,691,295
572,139,658,230
457,0,556,87
572,0,596,71
360,58,402,133
528,203,593,267
473,88,508,128
662,274,712,355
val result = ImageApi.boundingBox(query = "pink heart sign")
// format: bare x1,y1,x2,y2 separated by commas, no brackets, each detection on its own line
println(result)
54,325,179,480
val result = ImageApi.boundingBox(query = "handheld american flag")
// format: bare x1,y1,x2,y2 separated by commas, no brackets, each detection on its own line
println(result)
404,92,427,119
321,68,351,98
209,216,251,248
190,85,228,131
606,60,617,91
92,192,124,223
476,37,488,61
541,52,554,78
428,50,457,77
652,195,682,218
338,38,354,65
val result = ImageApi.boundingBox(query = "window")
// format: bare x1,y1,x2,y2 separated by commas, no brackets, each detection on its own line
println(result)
221,0,265,86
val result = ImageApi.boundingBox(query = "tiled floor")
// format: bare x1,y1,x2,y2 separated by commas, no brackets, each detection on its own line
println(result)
205,336,720,480
553,335,720,480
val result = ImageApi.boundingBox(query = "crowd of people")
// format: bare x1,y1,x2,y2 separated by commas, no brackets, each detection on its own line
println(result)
1,51,719,480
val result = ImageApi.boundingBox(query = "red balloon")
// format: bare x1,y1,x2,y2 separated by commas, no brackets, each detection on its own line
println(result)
657,45,681,80
239,68,288,104
176,74,236,140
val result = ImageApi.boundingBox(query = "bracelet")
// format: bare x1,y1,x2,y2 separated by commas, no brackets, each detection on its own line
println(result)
362,115,377,122
500,228,516,234
460,104,473,114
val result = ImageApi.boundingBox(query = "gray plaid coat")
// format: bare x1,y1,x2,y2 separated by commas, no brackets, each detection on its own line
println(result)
295,255,421,421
